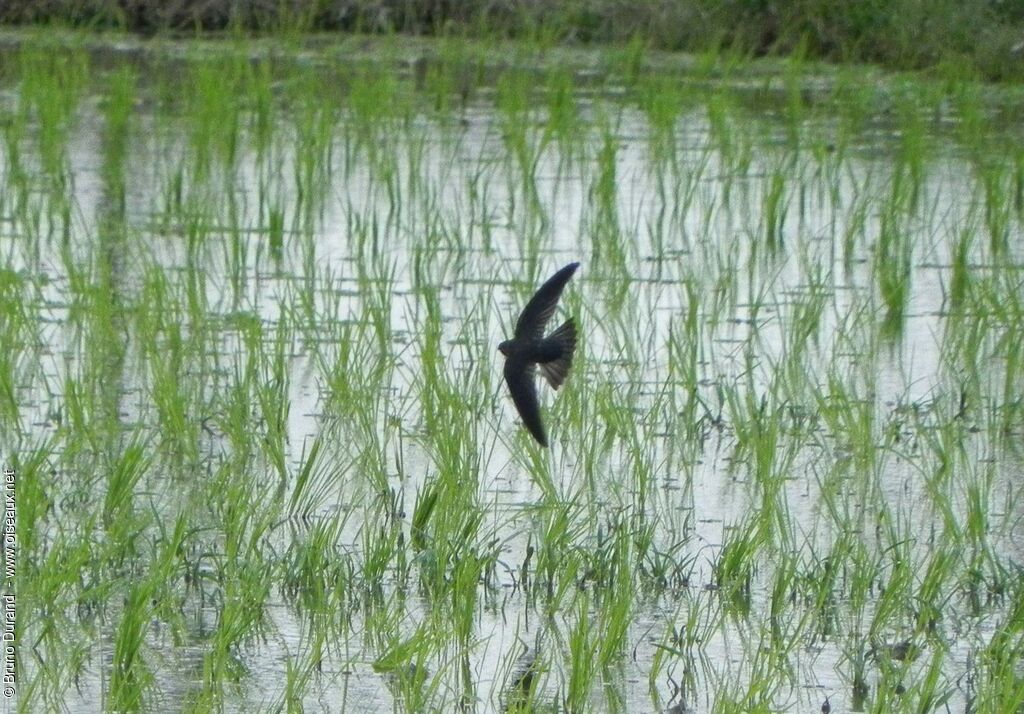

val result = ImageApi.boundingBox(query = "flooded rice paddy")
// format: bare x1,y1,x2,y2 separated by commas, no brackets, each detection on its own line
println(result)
4,31,1024,712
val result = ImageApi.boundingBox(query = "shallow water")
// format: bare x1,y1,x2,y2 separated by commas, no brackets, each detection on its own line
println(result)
6,34,1024,712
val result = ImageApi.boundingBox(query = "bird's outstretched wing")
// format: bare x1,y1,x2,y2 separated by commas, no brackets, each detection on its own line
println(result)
504,356,548,447
514,262,580,341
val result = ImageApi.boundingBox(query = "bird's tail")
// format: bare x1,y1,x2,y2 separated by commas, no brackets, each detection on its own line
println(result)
539,319,577,389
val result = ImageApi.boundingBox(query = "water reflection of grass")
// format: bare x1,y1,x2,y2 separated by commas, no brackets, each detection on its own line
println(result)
4,30,1024,712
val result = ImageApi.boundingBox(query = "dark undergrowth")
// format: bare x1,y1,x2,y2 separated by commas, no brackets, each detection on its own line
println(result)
2,0,1023,81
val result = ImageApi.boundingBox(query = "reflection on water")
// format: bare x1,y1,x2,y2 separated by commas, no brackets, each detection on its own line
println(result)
6,37,1024,712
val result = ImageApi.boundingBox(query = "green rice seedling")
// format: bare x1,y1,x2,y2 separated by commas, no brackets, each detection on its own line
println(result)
722,378,777,487
184,50,254,180
9,24,1024,712
714,518,763,617
1012,144,1024,215
102,439,150,557
839,635,872,711
665,283,707,442
253,314,293,482
448,541,490,650
498,629,547,712
947,219,975,310
891,82,935,211
57,374,99,467
145,321,200,463
403,120,434,205
564,592,599,712
845,528,883,623
670,136,713,241
588,113,630,270
780,45,810,150
979,161,1014,255
410,478,439,555
767,551,801,654
360,493,404,595
711,643,783,713
277,629,323,713
347,65,411,169
350,411,392,497
10,439,55,562
411,283,446,437
957,266,1024,439
54,333,112,463
594,519,633,671
288,69,339,223
144,508,190,629
287,434,329,518
415,43,462,118
949,79,993,164
100,66,136,207
496,67,543,194
355,251,397,356
963,467,995,560
939,309,987,418
659,588,724,669
706,90,753,185
564,382,617,495
971,588,1024,708
412,466,484,600
266,204,286,257
83,253,131,441
588,380,642,464
0,272,34,429
802,540,845,642
626,429,658,514
838,176,872,272
912,424,965,541
761,169,788,251
636,73,687,160
868,538,914,645
281,515,356,617
188,474,277,705
152,159,187,229
0,89,28,208
284,264,332,347
339,71,395,180
530,496,589,607
206,357,258,472
635,523,691,593
372,622,435,711
781,260,828,386
591,112,619,214
109,581,156,712
18,39,88,185
999,330,1024,439
243,56,276,157
912,546,956,636
874,208,912,336
320,314,390,426
191,572,272,707
607,34,647,89
214,466,278,578
543,66,584,166
19,529,96,706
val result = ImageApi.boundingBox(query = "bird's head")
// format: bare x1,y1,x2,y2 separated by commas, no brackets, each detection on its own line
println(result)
498,340,513,357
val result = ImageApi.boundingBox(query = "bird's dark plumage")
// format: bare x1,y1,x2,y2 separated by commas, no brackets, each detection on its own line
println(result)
499,263,580,446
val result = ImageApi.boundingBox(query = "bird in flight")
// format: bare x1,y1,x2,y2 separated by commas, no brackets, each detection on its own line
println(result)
499,262,580,447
